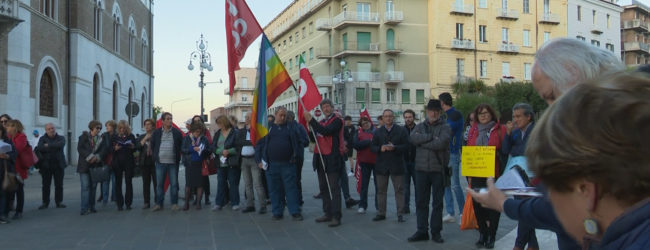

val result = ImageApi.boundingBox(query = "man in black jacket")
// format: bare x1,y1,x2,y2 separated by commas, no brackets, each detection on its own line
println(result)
403,109,417,214
370,109,409,222
304,99,344,227
150,112,184,211
36,123,67,209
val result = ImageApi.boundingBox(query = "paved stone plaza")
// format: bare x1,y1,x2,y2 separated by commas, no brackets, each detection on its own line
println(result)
1,153,558,250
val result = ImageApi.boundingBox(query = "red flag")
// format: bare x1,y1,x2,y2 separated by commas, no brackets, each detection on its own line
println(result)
359,104,372,127
298,55,322,111
298,102,308,131
226,0,263,95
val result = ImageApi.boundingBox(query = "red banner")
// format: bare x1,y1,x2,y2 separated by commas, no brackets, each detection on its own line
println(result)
226,0,263,95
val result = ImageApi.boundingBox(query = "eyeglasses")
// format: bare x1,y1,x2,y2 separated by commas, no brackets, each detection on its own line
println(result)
478,111,491,117
0,120,7,124
94,127,102,130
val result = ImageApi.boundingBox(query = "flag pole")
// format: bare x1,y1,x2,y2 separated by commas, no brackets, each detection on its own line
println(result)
291,84,333,199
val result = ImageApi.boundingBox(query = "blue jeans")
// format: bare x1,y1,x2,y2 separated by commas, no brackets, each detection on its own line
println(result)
98,167,114,204
358,162,377,210
80,173,96,212
404,161,416,210
266,162,301,216
444,153,465,215
339,164,351,200
216,167,241,206
155,163,179,206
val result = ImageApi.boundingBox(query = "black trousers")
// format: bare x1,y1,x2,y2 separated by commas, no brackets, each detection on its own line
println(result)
114,165,134,208
296,158,304,204
141,158,156,205
316,165,342,220
415,170,445,234
471,177,501,238
40,167,64,205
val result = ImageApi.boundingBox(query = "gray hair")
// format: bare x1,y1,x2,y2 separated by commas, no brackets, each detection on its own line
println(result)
286,110,296,121
534,38,624,94
512,103,534,122
274,106,287,114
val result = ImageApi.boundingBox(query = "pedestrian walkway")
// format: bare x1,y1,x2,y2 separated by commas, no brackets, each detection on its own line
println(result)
3,152,558,249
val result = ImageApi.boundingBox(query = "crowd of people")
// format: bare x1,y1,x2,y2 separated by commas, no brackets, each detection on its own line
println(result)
0,38,649,250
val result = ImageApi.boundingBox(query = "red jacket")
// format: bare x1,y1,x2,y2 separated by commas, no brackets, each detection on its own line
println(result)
11,132,30,179
466,122,507,178
355,128,377,164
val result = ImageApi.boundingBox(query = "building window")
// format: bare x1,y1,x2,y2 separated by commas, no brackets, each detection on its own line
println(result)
502,28,509,43
309,22,314,34
479,25,487,43
356,88,366,103
593,10,596,25
523,0,529,13
387,88,395,103
242,95,248,102
241,77,248,88
371,88,381,103
40,0,56,19
128,88,133,126
576,36,585,41
301,51,306,62
544,32,550,43
302,26,306,38
283,40,286,49
129,31,136,62
480,60,488,78
112,81,118,120
524,63,532,81
502,62,510,77
591,40,600,47
402,89,410,104
606,43,614,52
113,17,121,52
295,55,299,68
502,0,508,9
289,36,293,46
456,23,464,40
289,59,293,70
479,0,487,8
456,59,465,76
94,1,103,41
309,47,314,60
141,93,145,128
607,14,610,28
416,89,425,104
39,69,55,117
141,39,148,69
523,30,530,47
577,5,581,21
93,73,100,120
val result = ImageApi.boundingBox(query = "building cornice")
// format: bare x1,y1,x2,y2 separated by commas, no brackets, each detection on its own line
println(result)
264,0,331,43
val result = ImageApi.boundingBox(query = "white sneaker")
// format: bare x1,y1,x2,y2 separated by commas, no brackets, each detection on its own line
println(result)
232,205,240,211
357,207,366,214
171,205,180,211
458,214,463,225
211,205,222,211
442,214,456,223
347,172,354,177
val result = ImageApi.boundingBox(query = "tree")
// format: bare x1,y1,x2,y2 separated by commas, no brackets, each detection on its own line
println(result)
152,105,163,119
452,78,489,97
454,93,497,119
494,81,547,116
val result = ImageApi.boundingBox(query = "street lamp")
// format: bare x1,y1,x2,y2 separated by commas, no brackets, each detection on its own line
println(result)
333,59,353,115
170,97,191,115
188,34,214,118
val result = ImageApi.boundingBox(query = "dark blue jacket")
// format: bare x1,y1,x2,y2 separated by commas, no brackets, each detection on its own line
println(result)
444,107,464,154
0,139,17,182
501,122,534,157
255,122,303,165
291,120,309,161
504,196,581,250
597,198,650,249
151,127,184,165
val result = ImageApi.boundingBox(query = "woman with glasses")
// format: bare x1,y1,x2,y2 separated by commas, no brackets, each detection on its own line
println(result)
466,104,507,249
0,114,10,129
98,120,117,205
77,121,105,215
136,119,157,209
0,125,16,224
111,120,136,211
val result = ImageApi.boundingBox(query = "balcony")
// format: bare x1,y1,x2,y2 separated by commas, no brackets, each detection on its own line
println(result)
500,77,518,83
622,19,649,32
450,3,474,15
314,75,333,86
623,42,650,54
498,43,520,53
591,25,603,35
333,41,381,58
225,101,253,109
384,41,403,55
384,71,404,84
332,11,380,30
315,48,333,59
316,18,332,31
384,11,403,25
539,13,560,25
0,0,22,36
234,86,255,91
496,8,519,20
351,71,381,82
451,38,475,50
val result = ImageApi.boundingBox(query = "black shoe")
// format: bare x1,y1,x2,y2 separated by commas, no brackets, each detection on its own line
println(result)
292,213,304,221
242,207,255,213
56,203,67,208
404,208,410,214
38,204,48,210
372,215,386,221
272,215,283,220
313,193,322,199
484,236,495,249
0,217,9,224
126,206,132,210
143,204,150,209
475,234,487,248
431,233,444,243
80,210,91,216
398,215,406,223
205,199,211,205
11,213,22,220
407,232,429,242
345,198,359,208
328,218,341,227
259,207,267,214
90,209,97,213
118,207,124,211
315,215,332,223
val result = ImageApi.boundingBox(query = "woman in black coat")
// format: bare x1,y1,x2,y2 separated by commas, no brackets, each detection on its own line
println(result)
181,122,210,210
111,120,136,211
0,125,16,223
77,120,105,215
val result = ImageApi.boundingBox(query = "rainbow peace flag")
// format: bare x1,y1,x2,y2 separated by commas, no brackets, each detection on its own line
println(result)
250,35,293,145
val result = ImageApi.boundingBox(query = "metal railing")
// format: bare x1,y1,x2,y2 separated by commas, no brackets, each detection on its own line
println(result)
351,71,381,82
498,43,520,53
384,71,404,82
384,11,404,22
451,3,474,14
622,19,649,30
623,42,650,53
451,38,475,49
497,8,519,19
338,41,380,52
314,75,333,85
332,11,380,26
315,18,332,30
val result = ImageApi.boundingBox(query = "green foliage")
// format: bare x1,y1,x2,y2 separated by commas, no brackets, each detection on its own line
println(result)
454,93,497,119
494,81,547,115
452,78,489,96
152,105,163,119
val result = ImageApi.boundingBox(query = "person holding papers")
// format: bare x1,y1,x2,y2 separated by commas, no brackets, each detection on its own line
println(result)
212,115,240,211
0,125,16,224
466,104,507,249
181,122,210,211
111,120,136,211
501,103,537,250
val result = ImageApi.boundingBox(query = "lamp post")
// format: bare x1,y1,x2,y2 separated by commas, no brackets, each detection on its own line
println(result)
333,59,353,115
188,34,214,119
170,98,191,115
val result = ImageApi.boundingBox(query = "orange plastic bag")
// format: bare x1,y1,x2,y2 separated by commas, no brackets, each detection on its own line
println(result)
460,184,479,230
